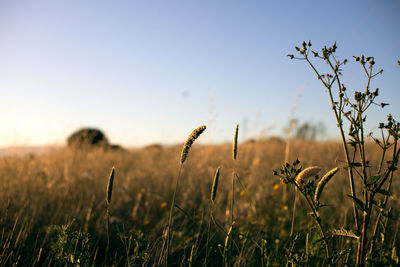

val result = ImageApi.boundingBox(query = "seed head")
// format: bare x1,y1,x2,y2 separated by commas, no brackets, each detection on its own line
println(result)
211,167,220,202
233,124,239,160
295,166,321,186
314,167,339,203
106,167,115,205
180,125,206,164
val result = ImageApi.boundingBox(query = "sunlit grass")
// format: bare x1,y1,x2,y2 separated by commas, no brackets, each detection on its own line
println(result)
0,139,398,266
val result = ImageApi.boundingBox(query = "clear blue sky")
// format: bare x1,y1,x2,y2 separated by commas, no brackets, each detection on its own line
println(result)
1,0,399,147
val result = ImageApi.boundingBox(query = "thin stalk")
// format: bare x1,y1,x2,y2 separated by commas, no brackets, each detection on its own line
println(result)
290,190,298,236
357,192,374,266
306,56,360,232
377,147,387,174
105,206,110,260
369,129,399,255
294,183,330,263
205,202,215,267
306,195,330,263
231,171,235,224
261,240,266,267
356,86,372,266
306,233,309,264
160,165,183,266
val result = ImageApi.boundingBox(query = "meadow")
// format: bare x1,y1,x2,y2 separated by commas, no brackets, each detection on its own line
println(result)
0,138,399,266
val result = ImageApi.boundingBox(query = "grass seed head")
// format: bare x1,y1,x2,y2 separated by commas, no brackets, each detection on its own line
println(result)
233,124,239,160
295,166,321,186
314,167,339,203
180,125,206,164
211,167,220,202
106,167,115,205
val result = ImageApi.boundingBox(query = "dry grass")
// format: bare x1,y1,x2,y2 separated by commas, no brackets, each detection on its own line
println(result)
0,140,399,265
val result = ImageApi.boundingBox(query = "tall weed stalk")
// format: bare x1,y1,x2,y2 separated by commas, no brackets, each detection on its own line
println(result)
283,41,400,266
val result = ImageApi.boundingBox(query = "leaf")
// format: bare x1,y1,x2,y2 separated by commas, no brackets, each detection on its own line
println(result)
349,162,362,168
330,227,360,239
235,173,255,214
347,195,365,212
366,175,381,185
174,204,197,225
376,189,390,196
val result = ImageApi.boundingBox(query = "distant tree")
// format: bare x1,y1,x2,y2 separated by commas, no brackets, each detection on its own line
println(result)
283,119,326,141
67,128,109,149
294,121,326,140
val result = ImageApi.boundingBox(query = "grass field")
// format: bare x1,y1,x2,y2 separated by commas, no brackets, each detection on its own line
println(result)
1,138,399,266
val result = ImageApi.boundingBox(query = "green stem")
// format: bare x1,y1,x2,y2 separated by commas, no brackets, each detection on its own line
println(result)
295,183,330,263
357,192,374,266
369,128,399,255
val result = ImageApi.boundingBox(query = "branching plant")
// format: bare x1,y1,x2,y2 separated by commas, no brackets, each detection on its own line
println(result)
282,41,400,266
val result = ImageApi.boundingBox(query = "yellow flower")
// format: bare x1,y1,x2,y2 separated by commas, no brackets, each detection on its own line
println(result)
247,214,252,219
239,190,245,197
273,183,280,190
144,220,150,225
160,202,167,209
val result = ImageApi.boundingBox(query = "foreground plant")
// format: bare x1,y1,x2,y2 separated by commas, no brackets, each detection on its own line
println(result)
105,167,115,260
275,161,335,264
159,125,206,266
283,41,400,266
49,221,90,266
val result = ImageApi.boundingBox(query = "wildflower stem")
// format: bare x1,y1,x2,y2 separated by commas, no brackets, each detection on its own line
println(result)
305,56,360,233
290,190,297,236
369,125,399,256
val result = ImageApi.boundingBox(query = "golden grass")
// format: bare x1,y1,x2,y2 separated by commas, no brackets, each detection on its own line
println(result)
0,140,398,265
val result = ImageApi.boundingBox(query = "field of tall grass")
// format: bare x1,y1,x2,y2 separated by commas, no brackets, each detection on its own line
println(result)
1,138,399,266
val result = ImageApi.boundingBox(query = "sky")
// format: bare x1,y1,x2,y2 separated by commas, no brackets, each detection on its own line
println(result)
0,0,399,147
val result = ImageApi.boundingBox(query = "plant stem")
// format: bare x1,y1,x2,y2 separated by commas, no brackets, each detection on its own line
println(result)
228,172,233,225
290,190,298,236
295,183,330,263
305,56,360,233
369,128,399,255
160,165,183,266
106,207,110,262
357,192,374,266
